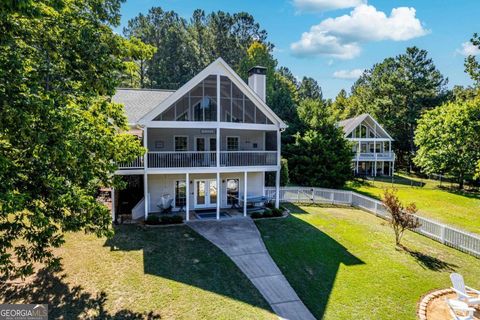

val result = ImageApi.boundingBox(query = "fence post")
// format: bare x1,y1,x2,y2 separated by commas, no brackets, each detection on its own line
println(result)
330,192,334,204
297,189,300,203
440,225,446,244
374,202,378,216
312,188,315,203
349,192,353,205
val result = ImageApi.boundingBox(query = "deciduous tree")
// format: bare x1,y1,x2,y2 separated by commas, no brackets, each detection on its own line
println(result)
0,0,144,279
414,100,480,189
382,189,420,246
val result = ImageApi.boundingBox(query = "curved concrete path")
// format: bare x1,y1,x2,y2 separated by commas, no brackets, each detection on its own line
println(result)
187,218,316,320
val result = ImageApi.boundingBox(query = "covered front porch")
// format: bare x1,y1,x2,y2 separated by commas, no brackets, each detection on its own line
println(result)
113,170,280,222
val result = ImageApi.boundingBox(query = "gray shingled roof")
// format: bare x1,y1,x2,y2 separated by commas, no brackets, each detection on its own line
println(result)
337,113,369,136
112,88,174,124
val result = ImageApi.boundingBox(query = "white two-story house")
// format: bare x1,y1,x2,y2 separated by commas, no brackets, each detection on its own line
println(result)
112,58,286,221
338,114,395,177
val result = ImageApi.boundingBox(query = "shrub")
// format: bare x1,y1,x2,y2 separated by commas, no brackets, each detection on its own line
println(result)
263,209,273,217
271,208,283,217
160,215,183,224
145,215,160,225
250,212,263,219
266,201,275,209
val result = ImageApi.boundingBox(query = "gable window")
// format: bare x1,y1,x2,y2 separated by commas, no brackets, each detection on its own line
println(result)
174,136,188,151
154,75,217,122
220,76,272,124
226,137,239,151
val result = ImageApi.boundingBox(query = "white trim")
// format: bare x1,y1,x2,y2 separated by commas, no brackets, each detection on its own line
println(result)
138,58,287,128
142,121,279,131
226,136,240,151
174,135,189,151
145,165,279,174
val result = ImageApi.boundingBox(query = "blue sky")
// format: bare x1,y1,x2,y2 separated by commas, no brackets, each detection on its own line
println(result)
116,0,480,98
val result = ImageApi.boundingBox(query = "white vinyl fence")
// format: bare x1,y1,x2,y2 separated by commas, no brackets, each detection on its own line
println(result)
265,187,480,258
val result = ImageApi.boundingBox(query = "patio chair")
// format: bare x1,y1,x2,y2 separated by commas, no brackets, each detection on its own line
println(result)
450,273,480,306
446,299,475,320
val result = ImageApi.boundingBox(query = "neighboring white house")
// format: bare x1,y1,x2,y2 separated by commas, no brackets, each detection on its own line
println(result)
112,58,286,221
338,113,395,177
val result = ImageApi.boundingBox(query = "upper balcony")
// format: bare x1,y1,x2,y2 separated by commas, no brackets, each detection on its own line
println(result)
118,127,279,170
353,152,395,162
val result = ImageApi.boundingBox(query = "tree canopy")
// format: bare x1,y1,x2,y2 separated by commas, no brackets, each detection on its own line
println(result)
285,99,352,188
123,7,270,89
414,99,480,189
0,0,144,279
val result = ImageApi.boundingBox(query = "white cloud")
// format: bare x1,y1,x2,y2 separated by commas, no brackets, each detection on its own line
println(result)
291,4,429,59
293,0,365,13
457,41,480,56
333,68,364,79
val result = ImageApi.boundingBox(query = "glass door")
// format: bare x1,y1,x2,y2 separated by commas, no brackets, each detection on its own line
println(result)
195,179,217,208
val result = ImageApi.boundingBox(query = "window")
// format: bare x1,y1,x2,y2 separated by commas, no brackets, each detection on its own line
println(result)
175,180,186,208
220,76,271,124
154,75,217,122
174,136,188,151
226,137,239,151
360,125,367,138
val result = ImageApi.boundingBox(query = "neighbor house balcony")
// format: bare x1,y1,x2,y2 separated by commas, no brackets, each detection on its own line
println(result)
353,152,395,162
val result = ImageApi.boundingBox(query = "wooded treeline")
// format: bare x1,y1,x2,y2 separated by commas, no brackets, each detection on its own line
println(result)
121,6,480,188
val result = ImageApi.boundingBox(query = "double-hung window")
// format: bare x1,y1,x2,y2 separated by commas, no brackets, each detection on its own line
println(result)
226,137,239,151
175,136,188,151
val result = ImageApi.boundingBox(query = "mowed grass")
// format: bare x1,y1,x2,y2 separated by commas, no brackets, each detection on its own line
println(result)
346,174,480,234
2,225,275,320
256,204,480,320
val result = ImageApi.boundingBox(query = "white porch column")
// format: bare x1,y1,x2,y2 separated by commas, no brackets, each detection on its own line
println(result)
392,160,395,176
186,173,190,221
373,138,377,177
111,188,115,222
275,169,280,209
143,127,148,220
144,174,148,219
216,74,221,168
216,127,220,167
216,172,220,220
244,171,248,217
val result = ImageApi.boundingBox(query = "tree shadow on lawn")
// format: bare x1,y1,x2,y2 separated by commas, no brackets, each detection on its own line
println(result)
103,224,272,314
399,246,458,272
255,205,364,319
1,268,160,319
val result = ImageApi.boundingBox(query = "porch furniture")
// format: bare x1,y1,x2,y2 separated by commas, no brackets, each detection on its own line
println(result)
232,195,269,211
446,299,476,320
450,273,480,306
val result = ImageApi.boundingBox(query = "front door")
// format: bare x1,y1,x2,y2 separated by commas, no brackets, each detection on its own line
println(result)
194,179,217,208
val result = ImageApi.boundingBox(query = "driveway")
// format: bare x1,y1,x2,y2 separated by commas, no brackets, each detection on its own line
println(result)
188,218,316,320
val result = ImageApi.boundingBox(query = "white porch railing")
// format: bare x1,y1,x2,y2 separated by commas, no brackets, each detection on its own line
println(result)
118,156,144,169
220,151,277,167
148,151,217,168
265,186,480,258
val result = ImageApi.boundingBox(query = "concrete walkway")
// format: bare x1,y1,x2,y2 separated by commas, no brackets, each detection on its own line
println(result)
187,218,316,320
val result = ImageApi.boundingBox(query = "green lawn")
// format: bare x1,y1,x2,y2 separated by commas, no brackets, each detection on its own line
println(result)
2,225,275,320
256,204,480,320
346,174,480,234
